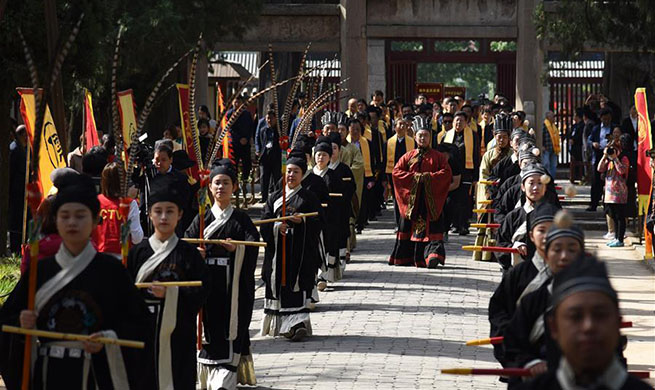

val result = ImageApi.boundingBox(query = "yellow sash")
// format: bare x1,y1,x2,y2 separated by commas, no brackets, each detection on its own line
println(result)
544,119,561,154
348,135,373,177
364,124,372,141
436,125,447,146
386,135,415,173
378,120,387,142
444,128,474,169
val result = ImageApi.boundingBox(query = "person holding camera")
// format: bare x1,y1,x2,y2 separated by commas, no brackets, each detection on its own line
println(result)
597,133,629,247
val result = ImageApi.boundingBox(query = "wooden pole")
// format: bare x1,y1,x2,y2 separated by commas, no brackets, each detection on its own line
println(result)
135,281,202,288
253,212,320,226
3,325,145,349
182,238,266,247
21,142,31,245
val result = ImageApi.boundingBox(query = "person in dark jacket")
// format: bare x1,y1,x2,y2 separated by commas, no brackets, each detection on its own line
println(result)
226,95,255,192
255,110,282,203
8,125,27,254
568,108,585,183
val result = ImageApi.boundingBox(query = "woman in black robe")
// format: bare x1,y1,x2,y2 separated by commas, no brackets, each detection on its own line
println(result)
260,157,322,341
313,138,345,288
127,174,209,390
185,160,260,390
0,173,152,390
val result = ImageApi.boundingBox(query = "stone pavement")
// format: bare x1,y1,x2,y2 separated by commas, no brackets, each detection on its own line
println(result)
247,207,655,389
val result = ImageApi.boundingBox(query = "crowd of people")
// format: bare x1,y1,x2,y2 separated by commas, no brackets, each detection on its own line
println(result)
1,85,653,390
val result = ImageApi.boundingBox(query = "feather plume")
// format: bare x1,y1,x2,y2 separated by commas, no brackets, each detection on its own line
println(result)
281,42,311,137
207,76,297,166
553,209,573,229
187,33,204,170
48,13,85,92
18,29,41,178
268,44,280,123
293,87,347,146
110,26,126,195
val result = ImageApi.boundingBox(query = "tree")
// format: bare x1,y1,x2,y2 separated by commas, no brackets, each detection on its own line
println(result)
534,0,655,111
0,0,262,254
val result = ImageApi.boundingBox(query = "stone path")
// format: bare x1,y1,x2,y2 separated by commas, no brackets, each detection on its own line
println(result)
247,206,655,389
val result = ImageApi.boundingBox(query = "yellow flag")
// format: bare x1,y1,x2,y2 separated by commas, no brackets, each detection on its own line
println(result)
17,88,66,196
117,89,138,151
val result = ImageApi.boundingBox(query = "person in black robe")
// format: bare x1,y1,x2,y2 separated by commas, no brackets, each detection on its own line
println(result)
325,132,357,277
487,129,531,196
313,138,346,289
504,216,585,384
496,163,552,271
516,256,651,390
184,160,260,390
488,202,558,367
0,173,152,390
127,174,209,390
260,156,322,341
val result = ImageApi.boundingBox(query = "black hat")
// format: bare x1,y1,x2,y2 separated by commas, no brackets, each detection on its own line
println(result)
493,113,512,134
527,201,560,232
314,142,332,157
287,156,307,173
316,136,331,146
148,174,186,209
511,128,526,140
51,173,100,217
295,137,313,156
336,112,348,127
50,168,80,189
329,132,342,148
520,163,547,183
519,147,541,164
172,150,197,171
550,255,617,310
209,158,237,183
545,210,585,252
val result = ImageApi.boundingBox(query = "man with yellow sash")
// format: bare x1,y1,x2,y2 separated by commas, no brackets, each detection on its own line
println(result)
479,106,495,155
542,111,561,177
336,115,364,252
386,115,415,226
359,109,387,222
347,118,376,234
441,111,480,236
434,112,453,147
473,113,513,261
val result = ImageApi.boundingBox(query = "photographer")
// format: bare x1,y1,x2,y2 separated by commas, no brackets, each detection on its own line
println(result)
597,130,630,247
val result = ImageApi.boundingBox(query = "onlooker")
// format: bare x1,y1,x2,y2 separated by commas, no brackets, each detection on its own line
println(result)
620,105,638,143
568,108,585,183
8,125,27,254
67,134,86,173
255,110,282,203
598,131,629,247
542,111,560,177
587,108,614,211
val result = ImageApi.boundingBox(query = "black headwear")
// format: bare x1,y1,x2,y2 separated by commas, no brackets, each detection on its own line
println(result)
545,211,585,252
526,201,560,232
172,150,197,171
328,132,342,148
316,136,331,146
494,113,512,134
314,142,332,157
412,116,430,133
148,174,186,209
209,158,238,183
51,173,100,217
520,163,547,183
287,156,307,173
550,255,618,310
511,128,526,140
336,112,348,127
295,138,313,156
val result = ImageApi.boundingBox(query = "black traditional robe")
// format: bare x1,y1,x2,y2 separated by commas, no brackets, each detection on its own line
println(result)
314,165,346,282
127,237,209,390
488,252,547,366
496,204,531,270
0,247,152,390
185,206,260,388
329,161,357,255
260,185,322,336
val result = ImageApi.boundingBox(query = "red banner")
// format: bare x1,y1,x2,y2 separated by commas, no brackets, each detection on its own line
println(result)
176,84,199,180
444,86,467,99
636,88,652,196
84,89,100,149
416,83,444,103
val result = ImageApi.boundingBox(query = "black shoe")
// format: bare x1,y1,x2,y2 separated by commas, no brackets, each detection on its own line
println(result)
356,227,363,234
369,216,378,221
585,206,597,212
290,323,308,342
459,228,469,236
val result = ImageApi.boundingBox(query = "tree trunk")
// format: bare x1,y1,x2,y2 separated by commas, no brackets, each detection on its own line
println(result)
603,52,655,115
44,0,68,155
0,93,11,255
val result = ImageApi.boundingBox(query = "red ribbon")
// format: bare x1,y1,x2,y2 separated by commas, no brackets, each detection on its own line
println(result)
26,182,42,214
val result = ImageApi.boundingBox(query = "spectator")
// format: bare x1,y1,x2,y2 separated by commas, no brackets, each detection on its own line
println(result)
542,111,560,177
93,162,143,259
598,130,629,247
197,104,217,131
8,125,28,254
226,94,256,192
197,118,211,161
568,108,585,183
620,105,638,144
255,110,282,203
162,124,183,151
67,134,86,173
620,133,637,221
586,108,614,211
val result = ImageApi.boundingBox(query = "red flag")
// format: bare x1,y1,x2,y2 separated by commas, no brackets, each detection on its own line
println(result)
176,84,200,180
83,89,100,149
636,88,652,197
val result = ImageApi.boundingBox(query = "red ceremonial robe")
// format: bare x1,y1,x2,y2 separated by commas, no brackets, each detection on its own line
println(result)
389,148,452,267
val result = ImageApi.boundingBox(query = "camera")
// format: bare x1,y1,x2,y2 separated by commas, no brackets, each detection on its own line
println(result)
606,147,615,155
646,149,655,159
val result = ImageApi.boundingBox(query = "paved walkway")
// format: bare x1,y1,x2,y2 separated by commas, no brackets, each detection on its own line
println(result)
248,207,655,389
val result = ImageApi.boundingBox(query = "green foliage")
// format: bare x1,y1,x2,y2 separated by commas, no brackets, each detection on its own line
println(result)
417,63,496,99
0,0,263,126
433,40,479,53
0,255,21,306
490,41,516,52
534,0,655,60
390,41,423,52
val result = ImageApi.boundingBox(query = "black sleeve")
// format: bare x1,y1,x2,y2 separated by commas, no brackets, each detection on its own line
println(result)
177,243,210,317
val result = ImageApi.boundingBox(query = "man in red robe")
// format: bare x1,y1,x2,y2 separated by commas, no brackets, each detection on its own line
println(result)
389,117,453,268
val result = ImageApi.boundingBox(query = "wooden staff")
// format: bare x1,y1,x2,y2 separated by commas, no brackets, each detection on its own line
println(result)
342,177,352,181
329,193,342,197
321,203,328,208
462,245,519,254
135,281,203,288
3,325,144,349
441,367,650,379
478,200,493,205
473,209,497,214
478,180,498,186
466,321,633,346
182,238,267,247
470,223,500,229
253,212,320,226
